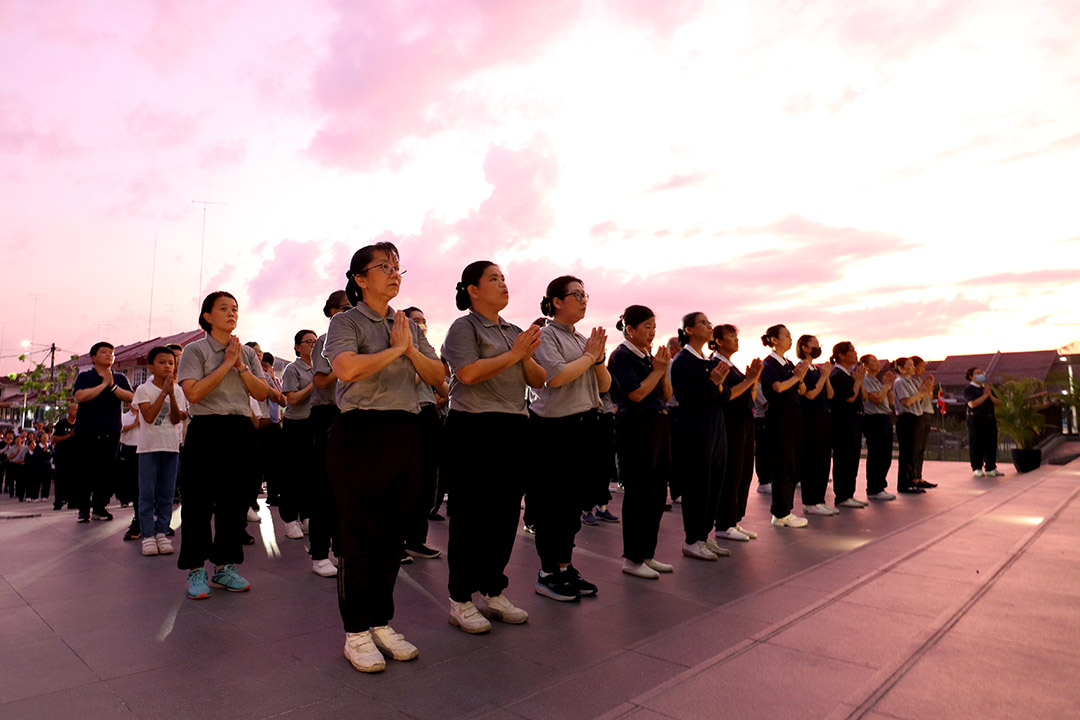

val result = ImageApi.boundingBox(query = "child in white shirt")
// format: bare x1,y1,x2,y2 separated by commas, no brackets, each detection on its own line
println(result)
133,348,184,556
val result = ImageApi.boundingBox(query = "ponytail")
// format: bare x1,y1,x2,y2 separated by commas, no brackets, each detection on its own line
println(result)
830,341,854,364
456,260,496,311
676,328,689,346
761,323,786,348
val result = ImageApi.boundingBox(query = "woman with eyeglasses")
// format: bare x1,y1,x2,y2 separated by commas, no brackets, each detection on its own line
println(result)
709,324,764,542
527,276,608,602
795,334,837,517
279,329,318,540
441,261,546,633
323,242,445,673
308,290,351,578
608,305,674,579
829,341,869,508
760,324,811,528
670,312,730,561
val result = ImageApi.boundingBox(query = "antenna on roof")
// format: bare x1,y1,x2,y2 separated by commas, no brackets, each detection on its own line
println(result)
192,199,226,300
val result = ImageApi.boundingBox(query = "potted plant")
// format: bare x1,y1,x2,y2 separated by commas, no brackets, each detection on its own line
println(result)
995,378,1047,473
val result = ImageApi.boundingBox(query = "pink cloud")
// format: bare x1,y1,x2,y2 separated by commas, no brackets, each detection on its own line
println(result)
960,268,1080,287
649,170,710,192
200,139,248,170
817,295,990,345
0,96,80,158
307,0,580,169
609,0,705,37
125,107,199,148
246,239,339,309
998,131,1080,165
833,1,971,65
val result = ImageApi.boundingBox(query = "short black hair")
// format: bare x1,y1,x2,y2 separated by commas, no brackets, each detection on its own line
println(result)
90,341,114,357
293,329,316,357
147,346,173,364
262,352,275,365
198,291,237,332
455,261,497,311
165,343,183,353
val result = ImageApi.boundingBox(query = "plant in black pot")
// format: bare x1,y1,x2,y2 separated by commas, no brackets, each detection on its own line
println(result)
996,378,1046,473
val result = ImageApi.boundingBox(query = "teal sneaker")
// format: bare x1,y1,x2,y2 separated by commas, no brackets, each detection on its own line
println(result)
187,568,211,600
210,564,251,592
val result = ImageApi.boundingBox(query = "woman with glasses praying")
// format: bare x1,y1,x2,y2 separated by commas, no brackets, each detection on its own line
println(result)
323,243,445,673
441,261,546,633
528,276,608,602
279,329,318,540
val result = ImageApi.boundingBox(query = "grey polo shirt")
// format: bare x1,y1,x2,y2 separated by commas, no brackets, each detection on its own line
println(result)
863,374,890,415
915,375,935,415
281,358,315,420
310,334,337,407
418,380,437,407
442,310,529,416
323,302,438,413
530,320,601,418
892,376,921,415
178,334,267,417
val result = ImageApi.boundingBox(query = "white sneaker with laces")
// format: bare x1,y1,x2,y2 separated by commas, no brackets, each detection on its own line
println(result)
246,508,261,523
371,625,418,661
804,503,839,516
622,559,660,579
703,537,731,556
284,520,304,539
644,558,674,573
449,600,492,634
868,491,896,501
481,594,528,624
987,469,1005,477
717,527,750,542
683,541,718,560
312,559,338,577
344,631,386,673
771,514,809,528
974,469,985,477
736,524,758,539
836,498,866,509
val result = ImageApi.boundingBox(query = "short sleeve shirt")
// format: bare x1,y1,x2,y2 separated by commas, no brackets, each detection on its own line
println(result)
52,417,76,458
800,367,828,413
74,369,132,434
862,374,890,415
323,302,438,413
893,376,920,415
281,359,315,420
119,409,140,446
608,341,666,413
964,383,997,419
310,334,337,408
132,382,181,453
441,310,529,416
530,320,601,418
761,354,800,409
178,334,266,417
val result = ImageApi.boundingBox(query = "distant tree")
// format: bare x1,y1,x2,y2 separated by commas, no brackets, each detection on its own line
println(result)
8,354,80,426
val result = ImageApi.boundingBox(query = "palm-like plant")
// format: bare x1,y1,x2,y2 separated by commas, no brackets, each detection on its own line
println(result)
995,378,1047,450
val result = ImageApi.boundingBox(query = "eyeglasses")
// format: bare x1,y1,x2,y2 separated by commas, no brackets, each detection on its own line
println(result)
694,319,712,328
360,263,406,277
299,339,317,345
562,290,589,303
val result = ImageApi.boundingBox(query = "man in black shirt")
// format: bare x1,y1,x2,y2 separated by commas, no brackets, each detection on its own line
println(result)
51,404,77,510
72,342,134,522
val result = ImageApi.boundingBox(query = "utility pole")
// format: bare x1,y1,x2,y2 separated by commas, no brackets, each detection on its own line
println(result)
49,343,56,380
28,293,41,348
192,199,226,300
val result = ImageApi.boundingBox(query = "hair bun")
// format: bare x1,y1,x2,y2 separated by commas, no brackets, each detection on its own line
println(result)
539,296,554,317
760,334,771,347
615,317,625,332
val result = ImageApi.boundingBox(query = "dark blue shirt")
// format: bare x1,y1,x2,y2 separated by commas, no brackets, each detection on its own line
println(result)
73,369,132,435
963,384,996,419
761,355,801,409
608,344,666,413
800,367,828,413
830,367,864,415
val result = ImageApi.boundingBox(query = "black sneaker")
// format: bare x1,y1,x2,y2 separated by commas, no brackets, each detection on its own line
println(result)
122,527,140,541
898,486,926,494
91,511,114,521
165,527,175,537
428,512,445,521
535,571,581,602
405,544,442,559
916,480,938,489
76,514,90,524
563,566,598,597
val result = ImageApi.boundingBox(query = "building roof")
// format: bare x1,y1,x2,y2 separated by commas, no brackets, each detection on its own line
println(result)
934,350,1062,389
61,330,205,371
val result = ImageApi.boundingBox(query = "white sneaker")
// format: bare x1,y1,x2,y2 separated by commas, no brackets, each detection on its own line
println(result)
644,558,674,573
284,520,304,539
717,527,750,542
836,498,866,509
804,503,840,516
246,508,261,523
683,541,719,560
312,559,338,577
301,518,310,535
756,483,772,494
481,594,528,624
735,524,758,539
141,537,159,556
449,600,492,634
155,533,174,555
622,559,660,579
868,491,896,501
974,469,985,478
987,469,1005,477
771,514,809,528
344,631,385,673
370,625,418,661
703,537,731,557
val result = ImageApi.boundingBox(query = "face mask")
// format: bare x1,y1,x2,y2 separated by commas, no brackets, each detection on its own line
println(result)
809,347,822,359
975,373,986,383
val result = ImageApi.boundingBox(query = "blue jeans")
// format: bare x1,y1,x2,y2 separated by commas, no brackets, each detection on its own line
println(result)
138,452,179,537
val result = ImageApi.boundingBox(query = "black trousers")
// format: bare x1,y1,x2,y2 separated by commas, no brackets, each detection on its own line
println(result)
280,417,314,523
913,414,931,480
530,411,599,572
800,408,831,506
445,411,528,602
257,422,283,505
616,410,671,563
52,453,73,509
308,404,340,561
766,405,801,518
407,404,442,547
672,408,725,544
326,409,421,631
754,416,771,485
115,443,139,505
831,411,862,503
896,413,918,490
967,415,998,471
862,414,893,494
584,411,616,511
74,432,120,517
177,415,255,570
719,409,754,528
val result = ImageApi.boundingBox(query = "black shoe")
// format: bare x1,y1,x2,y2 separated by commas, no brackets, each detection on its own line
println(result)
405,544,442,559
399,550,413,565
428,512,445,521
916,480,937,489
122,528,140,541
91,511,114,521
898,486,926,494
535,571,581,602
76,514,90,523
165,527,175,537
564,565,598,597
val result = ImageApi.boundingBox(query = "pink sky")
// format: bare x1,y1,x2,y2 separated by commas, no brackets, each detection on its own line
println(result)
3,0,1079,373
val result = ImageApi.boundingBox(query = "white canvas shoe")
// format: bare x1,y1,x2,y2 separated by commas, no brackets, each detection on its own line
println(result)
771,514,809,528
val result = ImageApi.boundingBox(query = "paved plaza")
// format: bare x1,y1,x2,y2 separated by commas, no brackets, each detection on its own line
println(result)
1,458,1078,720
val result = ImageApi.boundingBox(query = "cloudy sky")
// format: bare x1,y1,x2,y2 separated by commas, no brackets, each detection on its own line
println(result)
3,0,1079,373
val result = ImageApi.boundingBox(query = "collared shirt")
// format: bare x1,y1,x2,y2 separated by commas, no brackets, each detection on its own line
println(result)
530,319,602,418
892,375,921,415
862,374,890,415
914,374,935,415
715,353,733,367
963,382,997,419
800,367,827,413
310,334,338,408
768,350,789,366
281,358,315,420
324,302,438,413
830,365,863,415
608,342,666,413
442,309,529,416
178,334,266,417
761,354,800,408
262,374,282,423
